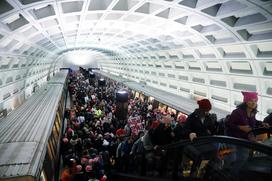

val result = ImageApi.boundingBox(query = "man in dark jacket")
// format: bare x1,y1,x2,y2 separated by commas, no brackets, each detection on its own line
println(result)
184,99,217,140
173,115,187,141
152,115,173,146
182,99,219,177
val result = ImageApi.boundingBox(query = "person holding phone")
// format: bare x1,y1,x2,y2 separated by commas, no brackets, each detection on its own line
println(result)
227,91,269,141
225,91,269,165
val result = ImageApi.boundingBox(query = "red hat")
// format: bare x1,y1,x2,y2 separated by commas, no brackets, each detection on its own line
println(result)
150,120,160,129
197,99,212,112
242,91,258,103
116,129,126,137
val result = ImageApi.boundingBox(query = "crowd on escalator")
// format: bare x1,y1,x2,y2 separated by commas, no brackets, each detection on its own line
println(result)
60,69,272,181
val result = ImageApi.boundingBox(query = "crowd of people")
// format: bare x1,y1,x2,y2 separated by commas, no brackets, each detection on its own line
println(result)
60,69,272,181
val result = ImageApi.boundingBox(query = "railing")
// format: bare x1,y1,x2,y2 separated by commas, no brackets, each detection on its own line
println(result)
249,127,272,138
111,135,272,181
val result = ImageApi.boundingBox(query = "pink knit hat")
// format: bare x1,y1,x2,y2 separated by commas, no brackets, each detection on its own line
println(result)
63,138,69,143
67,128,73,134
76,165,82,173
242,91,258,102
85,165,92,172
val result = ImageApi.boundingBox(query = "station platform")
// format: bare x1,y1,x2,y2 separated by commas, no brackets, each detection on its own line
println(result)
97,71,228,120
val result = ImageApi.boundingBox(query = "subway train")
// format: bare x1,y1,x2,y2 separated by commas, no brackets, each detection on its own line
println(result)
0,70,68,181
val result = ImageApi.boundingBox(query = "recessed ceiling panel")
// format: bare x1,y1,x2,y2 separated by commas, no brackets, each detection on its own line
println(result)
62,1,84,13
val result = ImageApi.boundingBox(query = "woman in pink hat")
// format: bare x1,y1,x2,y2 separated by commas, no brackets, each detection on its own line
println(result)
225,91,269,165
227,91,269,140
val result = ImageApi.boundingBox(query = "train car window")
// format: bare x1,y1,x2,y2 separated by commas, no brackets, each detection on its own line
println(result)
51,133,57,153
60,97,64,110
55,119,60,135
58,104,64,121
52,123,59,143
56,112,61,126
46,144,53,161
56,122,60,137
48,137,56,160
57,105,62,116
56,112,61,131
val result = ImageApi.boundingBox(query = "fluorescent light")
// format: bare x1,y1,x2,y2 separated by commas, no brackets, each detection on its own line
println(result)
63,50,95,66
118,90,127,94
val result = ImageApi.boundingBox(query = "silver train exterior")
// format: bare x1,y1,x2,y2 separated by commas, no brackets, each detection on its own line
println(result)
0,70,69,181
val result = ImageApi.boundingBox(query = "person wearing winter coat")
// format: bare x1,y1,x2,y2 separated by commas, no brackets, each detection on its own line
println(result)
173,115,187,141
225,91,269,166
61,158,77,181
226,91,269,140
116,137,134,172
151,115,174,146
183,99,217,140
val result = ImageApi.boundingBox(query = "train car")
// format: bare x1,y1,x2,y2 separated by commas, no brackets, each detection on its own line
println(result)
0,70,68,181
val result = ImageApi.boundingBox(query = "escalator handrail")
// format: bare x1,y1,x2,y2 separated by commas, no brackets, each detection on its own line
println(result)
157,135,272,155
248,127,272,136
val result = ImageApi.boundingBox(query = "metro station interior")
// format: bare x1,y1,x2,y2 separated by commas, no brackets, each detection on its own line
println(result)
0,0,272,181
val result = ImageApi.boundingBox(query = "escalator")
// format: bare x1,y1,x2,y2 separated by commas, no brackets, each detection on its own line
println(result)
111,128,272,181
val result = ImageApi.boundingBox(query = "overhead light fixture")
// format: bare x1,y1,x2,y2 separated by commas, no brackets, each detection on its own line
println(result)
63,50,95,66
117,90,127,94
